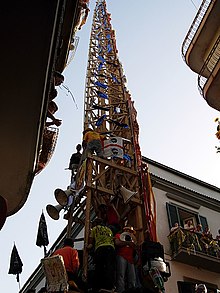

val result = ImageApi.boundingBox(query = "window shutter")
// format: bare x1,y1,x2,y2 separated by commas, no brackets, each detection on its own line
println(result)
166,203,179,228
198,215,208,232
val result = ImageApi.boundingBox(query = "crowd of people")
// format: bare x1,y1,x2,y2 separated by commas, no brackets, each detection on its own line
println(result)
87,219,138,293
169,220,220,257
40,221,140,293
43,208,170,293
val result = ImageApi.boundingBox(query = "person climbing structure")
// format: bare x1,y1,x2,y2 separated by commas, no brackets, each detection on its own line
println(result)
82,128,105,158
68,144,82,183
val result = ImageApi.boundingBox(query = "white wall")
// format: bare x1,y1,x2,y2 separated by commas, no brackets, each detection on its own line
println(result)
151,177,220,292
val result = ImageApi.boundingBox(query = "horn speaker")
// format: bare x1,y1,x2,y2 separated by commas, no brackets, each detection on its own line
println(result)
46,204,64,220
54,188,73,206
119,186,138,204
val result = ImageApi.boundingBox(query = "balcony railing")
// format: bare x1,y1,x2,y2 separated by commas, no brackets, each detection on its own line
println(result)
34,126,59,175
198,35,220,99
168,227,220,273
65,36,80,68
181,0,212,60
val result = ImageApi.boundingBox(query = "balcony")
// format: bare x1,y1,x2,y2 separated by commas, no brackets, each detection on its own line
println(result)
198,36,220,110
34,127,59,175
182,0,220,110
168,228,220,273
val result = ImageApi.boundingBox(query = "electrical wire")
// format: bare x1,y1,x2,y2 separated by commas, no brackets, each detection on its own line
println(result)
190,0,198,10
61,84,78,109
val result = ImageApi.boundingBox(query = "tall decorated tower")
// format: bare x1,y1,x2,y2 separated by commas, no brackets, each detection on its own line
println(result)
80,0,157,278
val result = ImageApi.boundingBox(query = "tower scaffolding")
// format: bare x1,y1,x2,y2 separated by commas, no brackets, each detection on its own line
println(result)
81,0,156,279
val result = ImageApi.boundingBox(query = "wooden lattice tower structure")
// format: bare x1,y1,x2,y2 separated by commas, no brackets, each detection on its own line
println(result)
82,0,156,278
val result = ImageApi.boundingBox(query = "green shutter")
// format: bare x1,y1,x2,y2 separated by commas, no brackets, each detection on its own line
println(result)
166,203,180,229
198,215,208,232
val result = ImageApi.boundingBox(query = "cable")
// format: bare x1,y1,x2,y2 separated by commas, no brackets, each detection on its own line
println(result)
61,84,78,109
190,0,198,10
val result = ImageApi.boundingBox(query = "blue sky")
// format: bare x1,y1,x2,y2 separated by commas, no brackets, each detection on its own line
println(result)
1,0,220,291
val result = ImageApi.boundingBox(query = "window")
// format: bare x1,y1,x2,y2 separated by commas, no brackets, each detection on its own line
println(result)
178,281,194,293
166,203,208,231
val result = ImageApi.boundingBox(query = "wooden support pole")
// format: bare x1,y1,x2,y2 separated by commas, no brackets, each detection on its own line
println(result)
135,204,144,244
66,202,75,238
82,159,93,281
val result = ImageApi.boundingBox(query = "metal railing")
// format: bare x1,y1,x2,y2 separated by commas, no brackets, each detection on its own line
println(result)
168,227,220,257
198,35,220,99
181,0,212,60
65,36,80,68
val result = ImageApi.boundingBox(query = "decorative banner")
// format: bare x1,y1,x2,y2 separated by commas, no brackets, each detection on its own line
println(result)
110,119,129,128
103,137,124,158
98,55,106,63
98,63,103,71
96,114,107,126
95,81,108,89
97,91,108,99
123,154,132,161
107,44,112,53
93,104,110,111
111,73,120,84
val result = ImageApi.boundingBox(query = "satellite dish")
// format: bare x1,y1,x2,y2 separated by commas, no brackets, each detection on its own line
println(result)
0,195,7,230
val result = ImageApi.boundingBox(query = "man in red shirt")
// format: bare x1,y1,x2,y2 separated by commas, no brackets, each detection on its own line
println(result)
53,238,79,286
114,226,137,293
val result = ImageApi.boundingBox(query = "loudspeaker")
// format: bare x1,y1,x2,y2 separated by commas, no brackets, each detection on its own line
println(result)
119,186,138,204
54,188,73,206
46,204,64,220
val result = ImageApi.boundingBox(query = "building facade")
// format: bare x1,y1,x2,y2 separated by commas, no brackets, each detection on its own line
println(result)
147,157,220,293
21,157,220,293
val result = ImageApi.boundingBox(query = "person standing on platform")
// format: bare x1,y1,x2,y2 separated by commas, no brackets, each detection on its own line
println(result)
114,226,137,293
87,218,116,292
53,238,79,289
68,144,82,183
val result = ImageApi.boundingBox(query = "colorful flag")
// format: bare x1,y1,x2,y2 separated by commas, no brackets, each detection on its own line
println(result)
98,55,106,63
97,91,108,99
123,154,132,161
110,119,129,128
95,81,107,89
95,114,107,126
93,104,110,111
